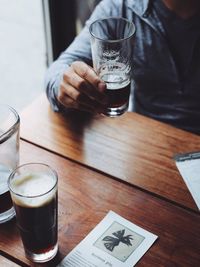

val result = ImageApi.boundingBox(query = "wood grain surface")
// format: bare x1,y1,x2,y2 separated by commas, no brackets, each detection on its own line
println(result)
0,140,200,266
20,94,200,211
0,254,21,267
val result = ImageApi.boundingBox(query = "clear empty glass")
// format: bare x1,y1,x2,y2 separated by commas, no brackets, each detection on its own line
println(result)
90,17,135,117
0,104,20,223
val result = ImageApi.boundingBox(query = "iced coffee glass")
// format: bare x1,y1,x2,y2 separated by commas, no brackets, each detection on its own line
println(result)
8,163,58,263
90,17,135,117
0,105,20,223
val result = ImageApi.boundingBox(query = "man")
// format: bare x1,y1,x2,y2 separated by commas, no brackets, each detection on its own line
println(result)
45,0,200,134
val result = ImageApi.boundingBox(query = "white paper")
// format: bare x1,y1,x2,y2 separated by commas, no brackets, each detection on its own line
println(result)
176,158,200,210
57,211,158,267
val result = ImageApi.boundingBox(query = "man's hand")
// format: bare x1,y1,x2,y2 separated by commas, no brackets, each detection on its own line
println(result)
57,61,107,113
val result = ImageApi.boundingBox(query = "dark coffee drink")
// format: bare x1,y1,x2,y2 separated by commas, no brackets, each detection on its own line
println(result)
10,171,58,261
100,71,131,116
14,193,57,254
0,190,13,213
105,82,130,108
0,165,14,219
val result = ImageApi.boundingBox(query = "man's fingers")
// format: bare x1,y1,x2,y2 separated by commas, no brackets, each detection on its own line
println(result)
77,93,105,112
59,82,104,112
58,93,97,113
59,81,79,101
59,61,108,112
71,61,100,86
70,61,107,103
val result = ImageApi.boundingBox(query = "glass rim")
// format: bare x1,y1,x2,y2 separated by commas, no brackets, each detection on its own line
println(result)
89,16,136,43
8,163,58,198
0,104,20,140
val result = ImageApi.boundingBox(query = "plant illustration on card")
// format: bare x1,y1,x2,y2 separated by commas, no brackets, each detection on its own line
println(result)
102,229,133,251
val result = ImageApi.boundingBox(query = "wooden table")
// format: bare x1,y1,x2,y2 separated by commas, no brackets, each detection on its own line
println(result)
0,94,200,266
0,254,21,267
20,94,200,212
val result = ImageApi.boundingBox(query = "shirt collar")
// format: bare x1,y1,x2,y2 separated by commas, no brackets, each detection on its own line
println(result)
126,0,151,17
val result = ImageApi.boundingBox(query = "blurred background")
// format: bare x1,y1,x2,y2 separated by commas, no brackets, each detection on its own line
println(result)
0,0,100,112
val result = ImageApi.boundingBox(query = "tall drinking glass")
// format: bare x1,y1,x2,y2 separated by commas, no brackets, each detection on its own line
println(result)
90,17,135,117
0,105,20,223
8,163,58,263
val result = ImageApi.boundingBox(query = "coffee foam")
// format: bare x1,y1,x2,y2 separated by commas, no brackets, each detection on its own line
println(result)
10,173,57,208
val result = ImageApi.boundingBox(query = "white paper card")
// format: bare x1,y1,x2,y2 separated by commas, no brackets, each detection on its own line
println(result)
176,157,200,210
57,211,158,267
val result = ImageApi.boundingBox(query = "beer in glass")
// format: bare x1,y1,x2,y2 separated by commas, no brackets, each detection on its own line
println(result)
90,17,135,117
8,163,58,263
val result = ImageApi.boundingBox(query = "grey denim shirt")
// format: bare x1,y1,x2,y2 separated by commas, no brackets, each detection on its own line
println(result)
45,0,200,134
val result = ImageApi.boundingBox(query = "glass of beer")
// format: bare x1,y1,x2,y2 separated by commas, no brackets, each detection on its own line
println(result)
0,105,20,223
90,17,135,117
8,163,58,263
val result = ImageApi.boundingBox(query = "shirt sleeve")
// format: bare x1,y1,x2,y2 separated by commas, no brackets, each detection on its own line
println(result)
45,0,123,112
